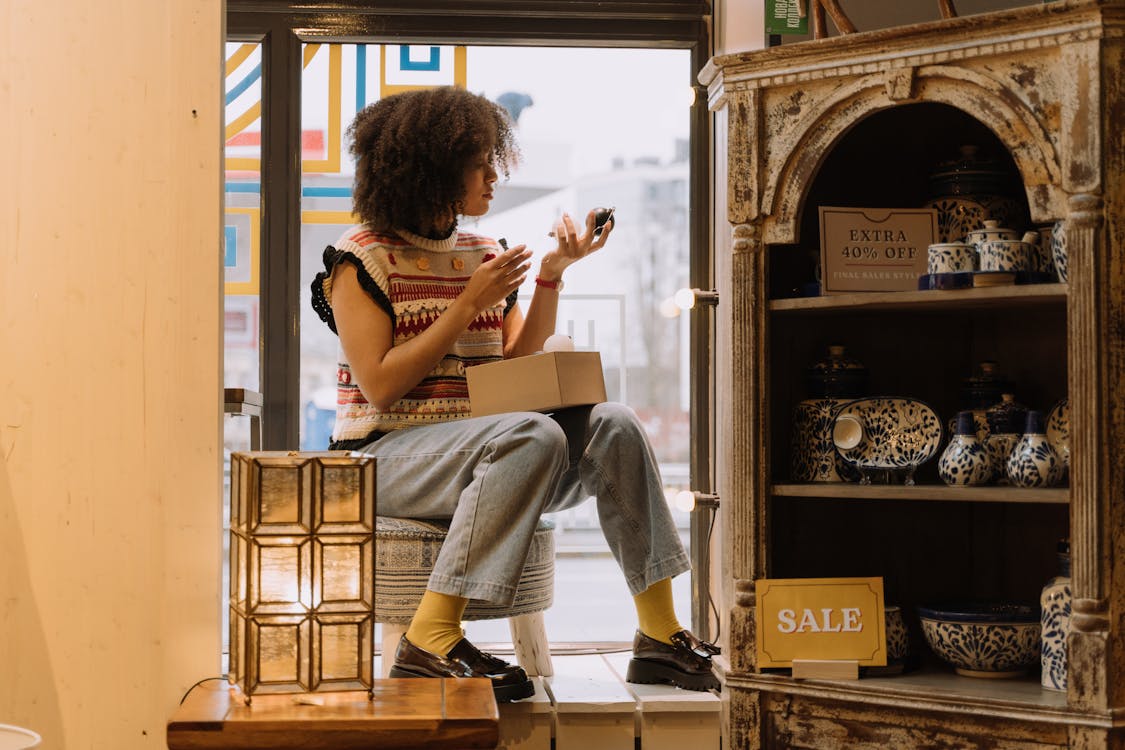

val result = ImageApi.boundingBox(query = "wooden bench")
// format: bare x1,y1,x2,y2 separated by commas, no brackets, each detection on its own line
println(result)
167,678,498,749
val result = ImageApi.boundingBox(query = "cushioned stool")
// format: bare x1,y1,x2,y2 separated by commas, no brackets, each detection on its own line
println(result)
375,516,555,678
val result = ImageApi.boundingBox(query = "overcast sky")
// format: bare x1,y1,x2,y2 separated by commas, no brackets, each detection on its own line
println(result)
466,46,692,177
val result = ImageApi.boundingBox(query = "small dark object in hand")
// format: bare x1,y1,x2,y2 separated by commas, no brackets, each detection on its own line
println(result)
593,207,615,238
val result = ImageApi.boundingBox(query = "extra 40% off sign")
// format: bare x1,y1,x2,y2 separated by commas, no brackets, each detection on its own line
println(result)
818,207,937,293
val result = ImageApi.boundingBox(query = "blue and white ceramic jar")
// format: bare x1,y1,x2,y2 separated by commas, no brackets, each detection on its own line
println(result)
1051,220,1068,283
939,411,992,486
962,360,1010,407
959,361,1013,424
804,345,869,399
923,146,1027,243
1041,540,1071,691
985,394,1027,484
791,398,857,482
986,393,1027,436
1007,410,1063,488
984,433,1019,485
965,219,1021,252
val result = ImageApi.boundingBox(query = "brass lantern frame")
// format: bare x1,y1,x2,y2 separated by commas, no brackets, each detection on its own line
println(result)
229,451,376,702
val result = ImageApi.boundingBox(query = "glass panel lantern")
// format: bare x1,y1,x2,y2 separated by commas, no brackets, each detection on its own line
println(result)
229,451,375,701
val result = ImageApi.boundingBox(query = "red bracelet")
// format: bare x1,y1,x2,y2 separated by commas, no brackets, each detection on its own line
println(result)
535,276,564,291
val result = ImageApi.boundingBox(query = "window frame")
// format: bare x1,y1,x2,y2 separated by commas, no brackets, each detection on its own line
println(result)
226,0,717,635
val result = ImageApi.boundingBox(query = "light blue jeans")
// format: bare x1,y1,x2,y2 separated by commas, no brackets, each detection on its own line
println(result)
361,402,690,606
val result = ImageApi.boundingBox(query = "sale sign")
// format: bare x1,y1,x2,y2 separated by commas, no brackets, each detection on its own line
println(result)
755,576,887,668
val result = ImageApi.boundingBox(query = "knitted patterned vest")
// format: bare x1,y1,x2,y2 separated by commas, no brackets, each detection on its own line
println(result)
311,225,514,445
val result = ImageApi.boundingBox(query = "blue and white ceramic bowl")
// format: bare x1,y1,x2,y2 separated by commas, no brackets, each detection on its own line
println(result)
917,603,1040,678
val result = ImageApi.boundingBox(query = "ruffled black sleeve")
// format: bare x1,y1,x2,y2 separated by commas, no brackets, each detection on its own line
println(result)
310,245,395,334
503,289,519,317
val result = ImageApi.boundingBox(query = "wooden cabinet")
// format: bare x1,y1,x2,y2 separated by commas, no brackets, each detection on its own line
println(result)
700,2,1125,747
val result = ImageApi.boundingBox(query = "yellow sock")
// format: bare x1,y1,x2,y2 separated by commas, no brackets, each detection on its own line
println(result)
405,590,469,656
633,578,684,644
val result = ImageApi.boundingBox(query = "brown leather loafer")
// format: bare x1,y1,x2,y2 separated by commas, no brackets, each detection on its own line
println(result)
388,635,535,702
625,629,721,691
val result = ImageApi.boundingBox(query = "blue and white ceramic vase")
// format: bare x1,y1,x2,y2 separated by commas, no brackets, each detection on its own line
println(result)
939,411,992,486
985,394,1027,484
1041,540,1071,691
1007,411,1063,488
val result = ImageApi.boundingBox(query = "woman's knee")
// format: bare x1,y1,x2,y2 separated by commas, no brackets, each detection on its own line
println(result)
499,411,569,460
590,402,645,437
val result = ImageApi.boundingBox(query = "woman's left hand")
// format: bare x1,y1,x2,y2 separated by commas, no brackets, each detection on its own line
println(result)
539,209,613,281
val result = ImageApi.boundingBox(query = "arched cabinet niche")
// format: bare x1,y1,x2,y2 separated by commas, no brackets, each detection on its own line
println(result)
701,2,1124,748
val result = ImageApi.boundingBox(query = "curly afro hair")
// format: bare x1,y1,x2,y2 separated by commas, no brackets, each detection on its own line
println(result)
348,86,519,234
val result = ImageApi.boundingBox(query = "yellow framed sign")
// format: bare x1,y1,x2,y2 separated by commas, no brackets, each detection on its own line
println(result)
755,577,886,668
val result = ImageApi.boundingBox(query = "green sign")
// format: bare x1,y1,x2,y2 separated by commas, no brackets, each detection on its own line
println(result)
766,0,809,35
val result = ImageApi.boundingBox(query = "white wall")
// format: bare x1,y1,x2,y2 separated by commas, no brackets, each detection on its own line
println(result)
715,0,768,55
0,1,224,747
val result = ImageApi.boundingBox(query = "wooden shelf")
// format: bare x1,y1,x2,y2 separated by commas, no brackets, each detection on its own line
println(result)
769,283,1067,314
771,483,1069,504
730,668,1096,727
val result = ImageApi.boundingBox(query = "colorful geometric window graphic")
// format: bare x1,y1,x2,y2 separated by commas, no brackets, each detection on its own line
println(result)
380,45,467,97
223,207,260,295
300,44,342,174
225,44,342,174
299,44,468,227
225,225,238,268
225,43,468,232
225,43,263,172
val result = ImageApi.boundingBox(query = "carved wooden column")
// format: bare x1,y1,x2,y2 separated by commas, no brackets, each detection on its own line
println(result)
723,84,763,672
723,84,768,750
1066,193,1111,717
728,220,766,672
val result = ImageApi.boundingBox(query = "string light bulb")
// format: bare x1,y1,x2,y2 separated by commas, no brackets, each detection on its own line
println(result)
674,490,720,512
674,288,720,310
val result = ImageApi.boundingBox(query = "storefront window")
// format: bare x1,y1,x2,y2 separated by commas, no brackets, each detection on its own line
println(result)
226,39,695,647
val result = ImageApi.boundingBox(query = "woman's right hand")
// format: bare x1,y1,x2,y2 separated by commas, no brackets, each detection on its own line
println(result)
462,244,532,312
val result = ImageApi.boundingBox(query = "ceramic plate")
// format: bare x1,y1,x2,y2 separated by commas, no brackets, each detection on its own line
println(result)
1047,398,1069,462
832,397,943,471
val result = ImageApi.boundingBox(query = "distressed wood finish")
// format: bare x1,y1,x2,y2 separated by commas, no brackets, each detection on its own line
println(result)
702,2,1125,747
166,679,499,749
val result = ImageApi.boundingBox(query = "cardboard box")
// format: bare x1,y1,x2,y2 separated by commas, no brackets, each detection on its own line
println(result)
818,206,936,293
466,351,607,417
